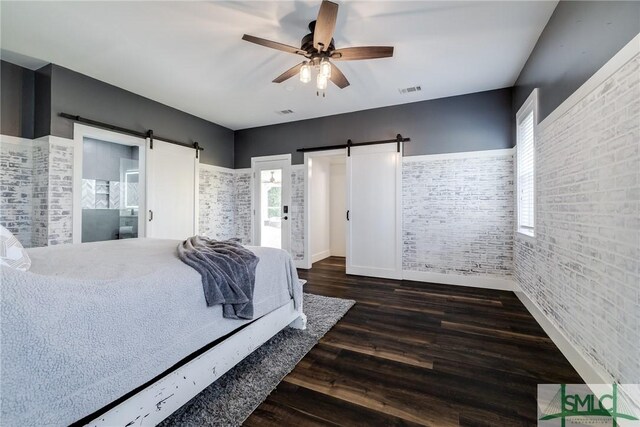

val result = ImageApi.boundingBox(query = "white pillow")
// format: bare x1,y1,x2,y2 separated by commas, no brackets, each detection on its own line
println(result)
0,225,31,271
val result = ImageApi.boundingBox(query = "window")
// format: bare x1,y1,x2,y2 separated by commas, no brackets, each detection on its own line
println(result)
516,89,538,237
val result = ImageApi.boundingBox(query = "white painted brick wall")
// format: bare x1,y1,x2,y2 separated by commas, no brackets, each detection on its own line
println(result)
515,54,640,385
47,142,74,245
0,138,74,247
0,141,33,246
234,171,252,245
403,153,514,278
32,141,49,247
199,165,236,240
290,167,305,261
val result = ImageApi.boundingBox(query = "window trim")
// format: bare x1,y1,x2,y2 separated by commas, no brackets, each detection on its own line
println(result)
516,89,539,238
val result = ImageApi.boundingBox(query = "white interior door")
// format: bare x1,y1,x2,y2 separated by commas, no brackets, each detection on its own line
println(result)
252,156,291,252
146,140,198,240
347,143,402,279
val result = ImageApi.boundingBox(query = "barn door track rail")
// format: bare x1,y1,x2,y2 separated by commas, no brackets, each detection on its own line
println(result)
296,134,410,155
59,113,204,158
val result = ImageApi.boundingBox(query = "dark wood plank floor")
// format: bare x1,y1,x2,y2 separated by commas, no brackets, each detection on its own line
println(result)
245,257,582,426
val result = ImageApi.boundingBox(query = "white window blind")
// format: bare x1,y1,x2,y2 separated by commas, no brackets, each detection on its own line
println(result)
517,109,535,235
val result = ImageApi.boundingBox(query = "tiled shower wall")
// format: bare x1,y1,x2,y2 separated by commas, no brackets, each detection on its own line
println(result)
514,54,640,386
402,152,514,278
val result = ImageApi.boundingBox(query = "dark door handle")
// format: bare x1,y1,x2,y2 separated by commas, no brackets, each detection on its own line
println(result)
149,210,153,222
346,210,350,221
283,216,288,220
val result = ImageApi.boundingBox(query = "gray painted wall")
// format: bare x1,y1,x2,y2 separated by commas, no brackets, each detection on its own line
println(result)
2,62,235,167
48,65,235,168
234,88,513,168
34,65,52,139
513,1,640,119
1,60,34,138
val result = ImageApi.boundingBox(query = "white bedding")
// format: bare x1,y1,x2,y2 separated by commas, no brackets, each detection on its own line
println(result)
0,238,302,426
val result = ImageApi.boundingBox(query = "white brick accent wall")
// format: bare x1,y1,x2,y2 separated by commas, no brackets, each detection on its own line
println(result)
32,141,49,247
47,141,74,245
0,139,33,246
403,152,514,279
234,171,252,245
290,166,305,261
515,54,640,385
0,137,73,247
199,165,236,240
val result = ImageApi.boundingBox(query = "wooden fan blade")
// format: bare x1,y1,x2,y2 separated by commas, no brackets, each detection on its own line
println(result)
330,64,349,89
313,1,338,52
331,46,394,61
273,62,304,83
242,34,305,56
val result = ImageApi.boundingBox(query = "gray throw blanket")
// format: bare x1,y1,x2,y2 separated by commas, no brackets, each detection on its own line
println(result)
177,236,259,319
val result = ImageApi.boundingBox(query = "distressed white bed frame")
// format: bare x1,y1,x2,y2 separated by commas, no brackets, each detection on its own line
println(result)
86,301,306,426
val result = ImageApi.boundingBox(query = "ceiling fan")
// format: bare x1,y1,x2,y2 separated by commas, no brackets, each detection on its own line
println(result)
242,0,394,96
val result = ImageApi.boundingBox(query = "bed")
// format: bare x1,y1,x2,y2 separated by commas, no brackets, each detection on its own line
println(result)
1,238,305,426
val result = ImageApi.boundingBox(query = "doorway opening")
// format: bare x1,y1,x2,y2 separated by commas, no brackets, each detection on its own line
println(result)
306,150,346,270
72,124,147,244
252,154,292,252
81,138,140,243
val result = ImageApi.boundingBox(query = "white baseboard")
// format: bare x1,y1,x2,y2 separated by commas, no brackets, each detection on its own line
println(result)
514,290,613,386
311,250,331,264
402,270,515,291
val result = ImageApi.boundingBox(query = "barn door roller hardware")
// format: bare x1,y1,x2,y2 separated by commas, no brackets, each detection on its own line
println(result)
59,113,204,157
297,134,410,155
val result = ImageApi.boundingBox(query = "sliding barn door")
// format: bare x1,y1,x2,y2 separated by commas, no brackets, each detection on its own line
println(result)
146,140,198,240
346,143,402,279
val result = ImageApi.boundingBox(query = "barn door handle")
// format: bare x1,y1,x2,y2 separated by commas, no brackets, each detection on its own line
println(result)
346,210,350,221
149,210,154,222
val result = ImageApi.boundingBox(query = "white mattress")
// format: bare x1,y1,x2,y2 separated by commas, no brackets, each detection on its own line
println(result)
1,238,301,426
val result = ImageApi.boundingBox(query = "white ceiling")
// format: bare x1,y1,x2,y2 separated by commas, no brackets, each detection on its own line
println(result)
1,1,557,130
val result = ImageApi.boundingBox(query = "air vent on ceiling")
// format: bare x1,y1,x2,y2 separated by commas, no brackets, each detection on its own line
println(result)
276,109,295,115
398,85,422,95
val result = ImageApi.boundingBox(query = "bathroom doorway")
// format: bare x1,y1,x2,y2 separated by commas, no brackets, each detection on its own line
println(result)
72,124,146,244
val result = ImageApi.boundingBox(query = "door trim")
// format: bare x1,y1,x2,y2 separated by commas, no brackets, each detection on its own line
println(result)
251,154,292,251
72,123,147,244
303,149,346,269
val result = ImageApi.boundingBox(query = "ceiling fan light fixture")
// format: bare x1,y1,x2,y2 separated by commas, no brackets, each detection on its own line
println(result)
316,73,328,91
300,61,311,83
242,1,395,94
319,58,332,79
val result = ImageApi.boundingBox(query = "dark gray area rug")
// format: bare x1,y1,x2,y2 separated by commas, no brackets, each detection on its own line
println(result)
160,293,355,426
